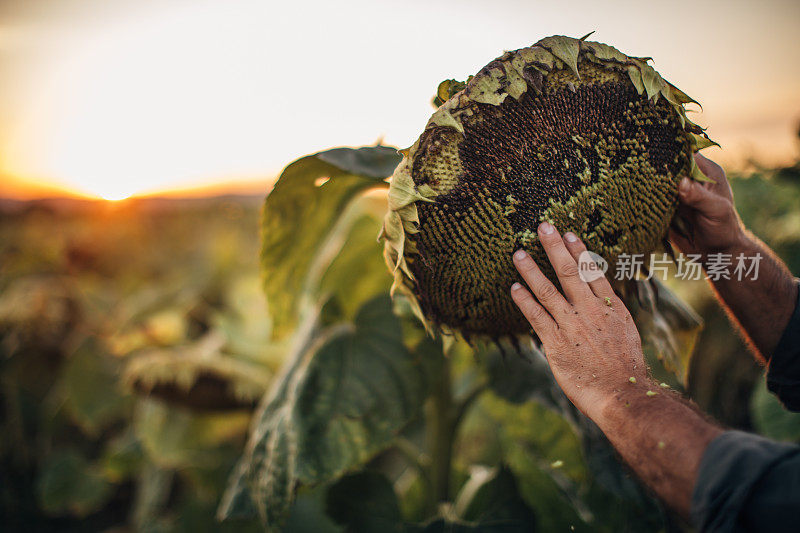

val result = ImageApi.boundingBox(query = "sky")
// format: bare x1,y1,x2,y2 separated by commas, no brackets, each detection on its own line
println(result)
0,0,799,200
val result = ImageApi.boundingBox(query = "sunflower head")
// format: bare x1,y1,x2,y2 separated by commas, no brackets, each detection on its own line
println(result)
381,35,715,342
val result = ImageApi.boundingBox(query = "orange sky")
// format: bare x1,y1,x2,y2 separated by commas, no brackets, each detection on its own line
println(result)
1,0,799,200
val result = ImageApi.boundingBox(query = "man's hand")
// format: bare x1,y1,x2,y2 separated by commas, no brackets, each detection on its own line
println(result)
509,222,722,517
670,153,745,257
509,222,648,420
670,153,797,360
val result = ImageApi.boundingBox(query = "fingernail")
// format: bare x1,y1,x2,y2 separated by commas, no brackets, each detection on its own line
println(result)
564,232,578,243
513,249,527,261
679,178,691,194
511,282,523,291
539,222,554,234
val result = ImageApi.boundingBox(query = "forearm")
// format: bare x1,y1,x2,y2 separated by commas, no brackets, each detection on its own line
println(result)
590,380,723,517
705,231,797,360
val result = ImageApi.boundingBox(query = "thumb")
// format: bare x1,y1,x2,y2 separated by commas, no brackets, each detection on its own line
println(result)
677,177,721,214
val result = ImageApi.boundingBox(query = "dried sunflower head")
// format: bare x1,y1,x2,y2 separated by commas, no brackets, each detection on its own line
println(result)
381,35,715,341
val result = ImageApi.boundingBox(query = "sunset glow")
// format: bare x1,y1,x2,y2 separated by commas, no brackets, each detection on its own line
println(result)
1,0,799,200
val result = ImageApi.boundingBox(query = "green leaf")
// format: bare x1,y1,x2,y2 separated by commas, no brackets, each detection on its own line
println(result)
261,146,401,339
101,429,145,483
219,295,431,530
134,398,250,469
131,462,174,531
62,339,130,435
409,516,528,533
284,487,343,533
482,345,560,407
319,208,393,322
37,450,113,517
454,466,536,529
325,471,404,532
571,413,666,531
751,375,800,442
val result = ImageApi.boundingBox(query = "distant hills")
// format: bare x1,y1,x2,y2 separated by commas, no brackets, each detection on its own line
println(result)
0,194,264,216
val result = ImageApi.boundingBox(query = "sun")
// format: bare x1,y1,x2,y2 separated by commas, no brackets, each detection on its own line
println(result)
99,191,132,202
70,178,137,202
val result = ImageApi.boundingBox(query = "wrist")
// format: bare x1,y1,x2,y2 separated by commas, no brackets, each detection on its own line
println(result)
719,225,751,256
697,225,751,265
585,376,660,426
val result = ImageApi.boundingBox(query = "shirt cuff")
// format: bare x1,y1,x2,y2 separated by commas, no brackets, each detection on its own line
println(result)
691,430,798,532
766,280,800,411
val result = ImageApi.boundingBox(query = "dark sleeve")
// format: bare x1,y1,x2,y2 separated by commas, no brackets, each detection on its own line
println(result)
691,430,800,533
766,280,800,412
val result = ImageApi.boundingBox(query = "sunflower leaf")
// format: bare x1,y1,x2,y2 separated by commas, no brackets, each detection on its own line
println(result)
262,146,401,339
219,295,431,530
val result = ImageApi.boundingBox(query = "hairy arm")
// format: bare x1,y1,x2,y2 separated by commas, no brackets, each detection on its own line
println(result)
509,223,722,517
670,154,798,359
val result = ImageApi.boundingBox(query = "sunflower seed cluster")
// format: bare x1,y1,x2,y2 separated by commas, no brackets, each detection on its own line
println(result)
382,36,713,342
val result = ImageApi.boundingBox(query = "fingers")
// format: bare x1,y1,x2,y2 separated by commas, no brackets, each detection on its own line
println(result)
562,232,615,299
536,223,594,302
510,282,557,337
512,248,570,316
677,177,729,218
694,153,726,185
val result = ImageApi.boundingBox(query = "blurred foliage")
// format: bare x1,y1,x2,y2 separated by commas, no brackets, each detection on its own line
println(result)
1,131,800,532
0,196,270,530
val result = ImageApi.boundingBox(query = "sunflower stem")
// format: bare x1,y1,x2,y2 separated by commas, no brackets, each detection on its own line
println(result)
428,356,455,507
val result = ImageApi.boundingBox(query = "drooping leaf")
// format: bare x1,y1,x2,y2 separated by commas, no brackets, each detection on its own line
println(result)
325,471,404,532
124,331,271,411
37,450,113,517
261,146,401,339
219,295,432,530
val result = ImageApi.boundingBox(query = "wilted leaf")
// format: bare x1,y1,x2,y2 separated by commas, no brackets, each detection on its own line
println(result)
219,295,431,530
0,275,78,359
261,146,401,339
37,450,113,517
124,331,271,411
